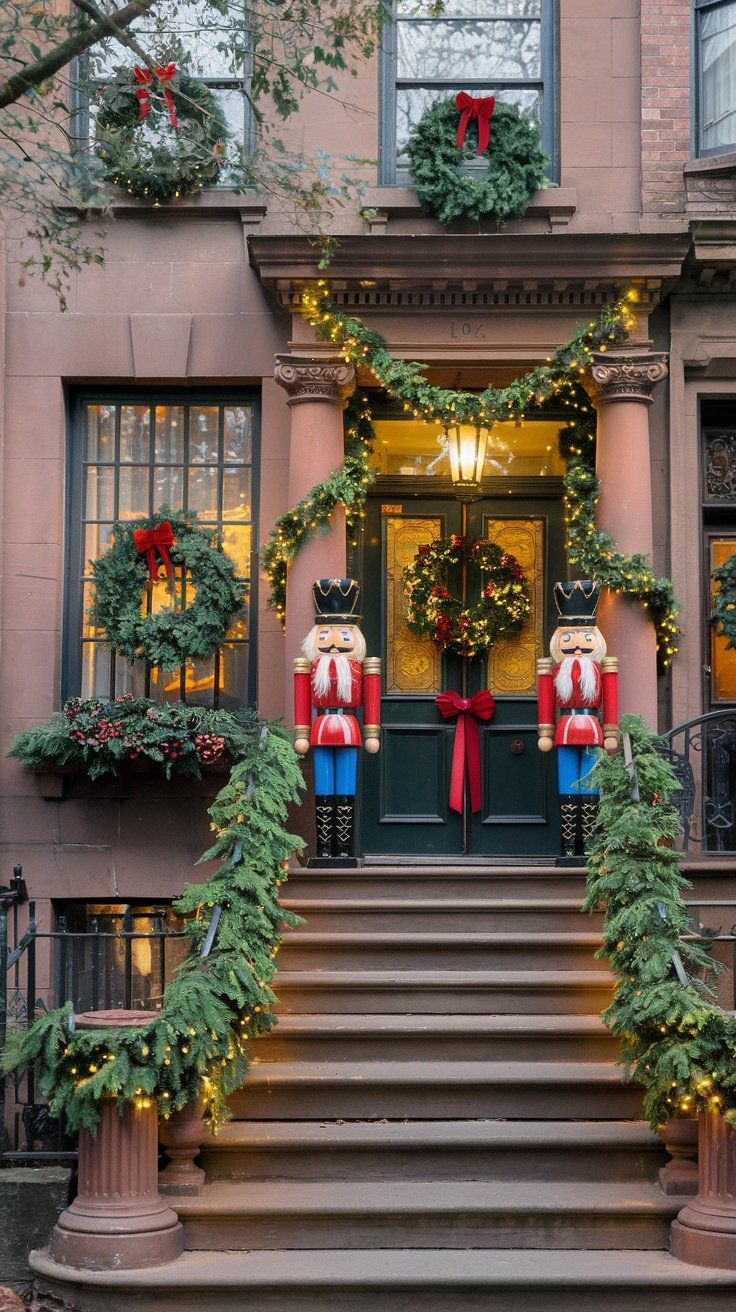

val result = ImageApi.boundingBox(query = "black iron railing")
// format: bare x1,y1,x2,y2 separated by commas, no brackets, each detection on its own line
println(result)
1,885,187,1162
662,710,736,855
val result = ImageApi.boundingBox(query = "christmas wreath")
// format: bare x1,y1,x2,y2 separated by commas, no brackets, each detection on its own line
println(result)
405,95,548,226
404,533,530,658
711,551,736,649
89,507,245,670
95,63,229,203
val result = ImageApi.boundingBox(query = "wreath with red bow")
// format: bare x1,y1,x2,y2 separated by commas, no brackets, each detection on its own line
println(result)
95,63,229,203
89,508,245,670
405,95,548,226
403,534,530,658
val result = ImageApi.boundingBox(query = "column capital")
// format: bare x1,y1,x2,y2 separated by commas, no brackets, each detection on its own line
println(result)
586,349,668,406
274,354,355,407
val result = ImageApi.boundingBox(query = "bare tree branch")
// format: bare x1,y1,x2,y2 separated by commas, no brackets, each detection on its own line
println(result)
0,0,160,109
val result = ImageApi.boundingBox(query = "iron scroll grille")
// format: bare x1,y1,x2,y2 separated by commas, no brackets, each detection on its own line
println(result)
662,710,736,855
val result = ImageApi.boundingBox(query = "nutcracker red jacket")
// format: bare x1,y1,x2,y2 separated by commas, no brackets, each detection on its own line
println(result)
537,659,618,748
294,658,381,748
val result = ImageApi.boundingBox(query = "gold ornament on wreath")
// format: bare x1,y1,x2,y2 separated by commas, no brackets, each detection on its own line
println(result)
403,533,530,658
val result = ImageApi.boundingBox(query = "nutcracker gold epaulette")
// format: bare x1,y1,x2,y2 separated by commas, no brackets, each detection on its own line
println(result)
362,656,381,674
293,657,311,673
601,656,619,671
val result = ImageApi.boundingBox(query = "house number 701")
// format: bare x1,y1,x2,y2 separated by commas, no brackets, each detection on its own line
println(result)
450,321,486,339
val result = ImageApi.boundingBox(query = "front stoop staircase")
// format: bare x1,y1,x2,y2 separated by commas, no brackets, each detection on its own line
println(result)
33,862,736,1311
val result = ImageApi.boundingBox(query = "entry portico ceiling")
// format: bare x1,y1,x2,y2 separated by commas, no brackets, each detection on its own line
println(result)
248,232,691,316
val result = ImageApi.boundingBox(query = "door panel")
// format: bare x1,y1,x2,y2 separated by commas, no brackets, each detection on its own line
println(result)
360,490,564,858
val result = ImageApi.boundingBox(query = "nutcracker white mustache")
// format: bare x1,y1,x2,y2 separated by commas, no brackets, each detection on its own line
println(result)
554,654,599,704
311,652,354,702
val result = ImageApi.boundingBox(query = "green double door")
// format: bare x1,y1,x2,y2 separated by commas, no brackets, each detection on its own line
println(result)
359,491,565,858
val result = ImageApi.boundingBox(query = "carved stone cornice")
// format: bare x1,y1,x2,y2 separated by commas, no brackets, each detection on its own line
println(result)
274,355,355,406
586,350,669,406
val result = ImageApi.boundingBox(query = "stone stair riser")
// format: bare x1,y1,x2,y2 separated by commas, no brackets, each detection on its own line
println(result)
286,873,588,900
179,1211,675,1253
280,907,603,933
228,1083,643,1120
273,980,614,1015
200,1143,665,1184
254,1031,619,1062
277,941,604,971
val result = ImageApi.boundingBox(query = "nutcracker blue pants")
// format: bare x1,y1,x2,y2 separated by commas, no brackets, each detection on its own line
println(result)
557,745,598,796
313,746,358,796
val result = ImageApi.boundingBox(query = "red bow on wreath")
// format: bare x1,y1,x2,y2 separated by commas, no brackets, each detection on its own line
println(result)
133,521,175,582
133,63,179,131
455,92,495,155
435,689,495,813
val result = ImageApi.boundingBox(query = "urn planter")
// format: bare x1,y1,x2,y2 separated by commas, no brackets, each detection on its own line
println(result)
159,1099,206,1196
671,1110,736,1268
48,1011,183,1271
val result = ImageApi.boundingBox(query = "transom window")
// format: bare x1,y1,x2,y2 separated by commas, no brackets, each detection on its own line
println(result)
67,393,257,708
696,0,736,155
381,0,555,181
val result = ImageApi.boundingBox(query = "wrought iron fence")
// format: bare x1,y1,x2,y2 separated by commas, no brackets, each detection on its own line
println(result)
1,884,187,1162
661,710,736,855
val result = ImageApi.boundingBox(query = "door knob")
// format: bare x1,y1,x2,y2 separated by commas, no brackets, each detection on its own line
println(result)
510,738,525,756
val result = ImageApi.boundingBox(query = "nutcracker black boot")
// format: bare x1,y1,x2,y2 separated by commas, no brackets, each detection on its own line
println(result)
560,795,578,859
581,796,600,853
334,794,354,858
315,795,334,860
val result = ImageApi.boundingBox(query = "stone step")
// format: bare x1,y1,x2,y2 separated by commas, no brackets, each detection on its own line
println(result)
227,1060,642,1120
272,969,614,1015
277,931,605,971
200,1118,664,1183
252,1012,619,1062
280,897,602,933
173,1180,681,1252
31,1247,736,1312
285,866,589,901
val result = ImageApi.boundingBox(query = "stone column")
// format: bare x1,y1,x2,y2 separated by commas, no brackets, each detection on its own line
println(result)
274,356,355,715
586,350,668,729
49,1011,183,1270
671,1110,736,1268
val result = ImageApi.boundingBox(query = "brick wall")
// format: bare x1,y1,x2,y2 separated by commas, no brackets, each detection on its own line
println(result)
640,0,692,216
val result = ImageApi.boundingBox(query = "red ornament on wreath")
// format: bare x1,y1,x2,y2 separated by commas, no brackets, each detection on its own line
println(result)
403,533,530,658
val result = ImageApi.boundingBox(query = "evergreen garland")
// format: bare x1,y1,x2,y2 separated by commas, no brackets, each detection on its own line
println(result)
262,394,376,620
8,696,261,781
711,551,736,649
95,65,229,204
406,98,548,226
585,714,736,1130
2,723,305,1133
404,533,530,657
90,507,244,671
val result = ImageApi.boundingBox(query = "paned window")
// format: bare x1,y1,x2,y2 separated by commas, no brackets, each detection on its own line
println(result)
67,393,257,708
381,0,555,181
80,0,251,175
702,405,736,707
696,0,736,155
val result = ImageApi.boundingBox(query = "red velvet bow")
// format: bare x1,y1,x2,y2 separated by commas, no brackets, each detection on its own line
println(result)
133,64,179,131
435,689,495,813
133,521,175,583
455,92,495,156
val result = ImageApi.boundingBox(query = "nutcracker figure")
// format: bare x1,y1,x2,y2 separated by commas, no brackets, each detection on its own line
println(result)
293,579,381,864
537,580,619,861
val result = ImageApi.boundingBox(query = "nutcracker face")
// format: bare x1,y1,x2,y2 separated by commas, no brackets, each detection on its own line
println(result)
557,625,598,657
315,624,360,656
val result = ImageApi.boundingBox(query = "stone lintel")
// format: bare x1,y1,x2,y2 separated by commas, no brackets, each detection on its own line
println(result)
587,349,669,406
274,355,355,407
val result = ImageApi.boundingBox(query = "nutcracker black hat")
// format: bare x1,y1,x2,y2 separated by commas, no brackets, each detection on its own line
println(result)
554,579,600,626
313,578,362,624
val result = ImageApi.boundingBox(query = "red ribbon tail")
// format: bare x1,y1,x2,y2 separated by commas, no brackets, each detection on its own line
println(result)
464,714,483,812
158,543,174,578
448,714,466,813
456,109,470,151
163,87,179,131
477,115,490,156
144,546,157,583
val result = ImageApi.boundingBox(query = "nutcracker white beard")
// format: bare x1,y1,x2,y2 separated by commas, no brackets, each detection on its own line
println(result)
554,654,598,705
312,652,353,702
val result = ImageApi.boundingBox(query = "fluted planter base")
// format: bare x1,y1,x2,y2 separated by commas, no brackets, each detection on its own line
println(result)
659,1117,698,1195
671,1111,736,1269
49,1012,183,1271
159,1099,206,1196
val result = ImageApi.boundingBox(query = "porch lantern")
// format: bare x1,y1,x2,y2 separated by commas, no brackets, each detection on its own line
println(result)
446,423,489,489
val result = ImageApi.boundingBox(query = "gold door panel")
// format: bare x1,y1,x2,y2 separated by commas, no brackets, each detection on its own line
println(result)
385,515,442,695
486,517,544,697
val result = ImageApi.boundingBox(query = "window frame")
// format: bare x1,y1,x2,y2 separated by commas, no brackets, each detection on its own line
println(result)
694,0,736,157
379,0,559,184
64,387,260,708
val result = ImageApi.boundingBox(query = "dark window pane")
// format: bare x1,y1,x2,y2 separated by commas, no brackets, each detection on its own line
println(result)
224,406,253,462
397,18,540,80
188,465,219,515
155,406,185,463
119,466,150,517
219,643,249,709
185,656,216,707
189,407,220,463
84,522,112,574
86,405,116,461
120,405,151,463
86,466,115,520
81,642,112,698
154,466,184,509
